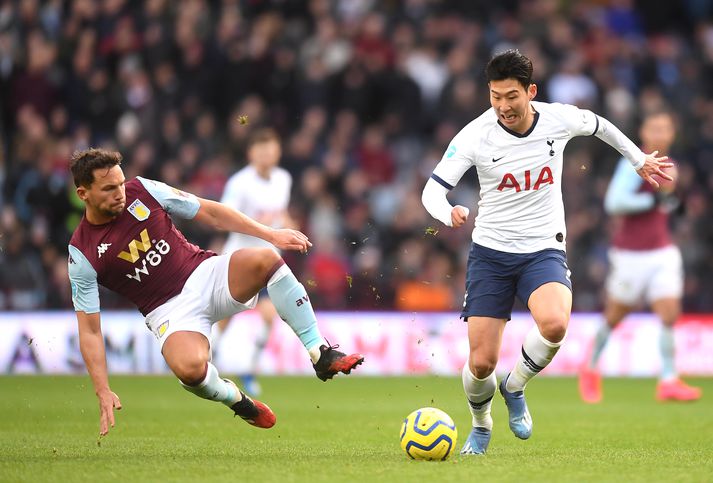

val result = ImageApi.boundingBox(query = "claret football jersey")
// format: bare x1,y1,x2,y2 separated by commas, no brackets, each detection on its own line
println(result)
68,177,215,316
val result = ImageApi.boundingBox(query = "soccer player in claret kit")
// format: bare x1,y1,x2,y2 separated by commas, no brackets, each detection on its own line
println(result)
579,110,702,403
68,148,364,436
422,50,673,455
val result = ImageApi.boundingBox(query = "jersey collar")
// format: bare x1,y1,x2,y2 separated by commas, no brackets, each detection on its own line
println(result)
497,110,540,138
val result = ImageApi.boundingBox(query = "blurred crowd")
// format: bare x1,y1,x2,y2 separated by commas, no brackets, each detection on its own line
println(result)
1,0,712,314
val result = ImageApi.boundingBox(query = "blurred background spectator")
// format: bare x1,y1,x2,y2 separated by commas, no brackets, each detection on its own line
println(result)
1,0,712,313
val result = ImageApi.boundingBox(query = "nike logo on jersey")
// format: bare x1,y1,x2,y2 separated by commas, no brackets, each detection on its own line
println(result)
97,243,112,258
492,156,504,163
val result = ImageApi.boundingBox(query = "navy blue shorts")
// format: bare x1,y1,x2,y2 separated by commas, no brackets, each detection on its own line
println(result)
460,243,572,321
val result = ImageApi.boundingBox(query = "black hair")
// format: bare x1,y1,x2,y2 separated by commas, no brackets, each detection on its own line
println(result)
485,49,533,90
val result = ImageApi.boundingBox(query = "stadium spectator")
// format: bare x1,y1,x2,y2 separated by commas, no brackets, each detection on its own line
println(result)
0,0,711,318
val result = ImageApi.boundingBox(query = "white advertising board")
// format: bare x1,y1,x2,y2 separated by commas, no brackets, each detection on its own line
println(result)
2,311,712,376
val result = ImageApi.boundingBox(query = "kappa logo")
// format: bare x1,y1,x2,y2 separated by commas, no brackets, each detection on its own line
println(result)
97,243,112,258
128,199,150,221
118,229,152,263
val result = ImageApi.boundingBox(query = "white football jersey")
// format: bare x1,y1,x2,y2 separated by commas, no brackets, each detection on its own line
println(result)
221,165,292,252
430,101,645,253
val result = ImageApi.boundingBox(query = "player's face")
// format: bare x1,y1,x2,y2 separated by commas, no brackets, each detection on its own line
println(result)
249,140,281,173
489,79,537,133
640,113,675,153
77,165,127,220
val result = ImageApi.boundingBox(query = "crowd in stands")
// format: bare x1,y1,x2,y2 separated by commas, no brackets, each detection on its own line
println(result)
1,0,712,313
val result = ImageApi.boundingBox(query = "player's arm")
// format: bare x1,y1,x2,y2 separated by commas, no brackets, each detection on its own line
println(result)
76,310,122,436
422,128,474,228
594,117,673,188
68,245,121,436
604,158,656,215
137,177,310,252
194,197,311,252
561,105,673,187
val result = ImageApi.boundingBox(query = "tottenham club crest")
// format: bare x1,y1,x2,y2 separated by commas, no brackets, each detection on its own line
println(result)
128,199,150,221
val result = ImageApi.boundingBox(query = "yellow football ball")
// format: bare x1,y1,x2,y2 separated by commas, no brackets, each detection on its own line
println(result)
399,407,458,461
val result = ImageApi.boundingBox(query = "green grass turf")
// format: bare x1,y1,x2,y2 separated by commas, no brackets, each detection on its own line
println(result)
1,376,712,482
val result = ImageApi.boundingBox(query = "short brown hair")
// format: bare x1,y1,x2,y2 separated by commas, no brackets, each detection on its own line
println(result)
70,148,123,187
246,128,280,150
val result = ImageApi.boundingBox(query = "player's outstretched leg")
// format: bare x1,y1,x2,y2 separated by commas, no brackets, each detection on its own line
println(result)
501,325,563,439
180,362,275,429
499,373,532,440
225,380,276,428
460,364,495,455
266,260,364,380
312,342,365,381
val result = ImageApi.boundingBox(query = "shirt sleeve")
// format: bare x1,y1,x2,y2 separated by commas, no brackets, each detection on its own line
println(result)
431,124,477,189
604,158,655,215
68,245,100,313
137,177,201,219
594,116,647,170
554,103,647,170
553,103,600,137
423,124,477,226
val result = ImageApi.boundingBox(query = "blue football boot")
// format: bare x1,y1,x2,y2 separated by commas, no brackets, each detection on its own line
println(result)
460,426,492,455
499,374,532,439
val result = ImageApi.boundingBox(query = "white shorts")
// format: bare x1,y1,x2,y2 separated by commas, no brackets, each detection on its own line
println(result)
605,245,683,306
144,254,258,350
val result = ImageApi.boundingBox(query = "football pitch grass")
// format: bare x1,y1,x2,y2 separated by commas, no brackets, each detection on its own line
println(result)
1,376,711,482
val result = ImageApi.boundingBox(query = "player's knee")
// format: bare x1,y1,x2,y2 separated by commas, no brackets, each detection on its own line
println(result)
259,247,281,270
539,319,568,344
173,358,209,386
468,355,497,379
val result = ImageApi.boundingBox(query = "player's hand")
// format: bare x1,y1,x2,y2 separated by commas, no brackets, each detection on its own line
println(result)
451,205,470,228
637,150,674,189
97,389,122,436
270,228,313,253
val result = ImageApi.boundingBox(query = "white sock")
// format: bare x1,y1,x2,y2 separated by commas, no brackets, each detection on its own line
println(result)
588,322,611,369
462,363,496,431
506,326,563,392
267,263,325,363
659,325,677,381
180,362,241,407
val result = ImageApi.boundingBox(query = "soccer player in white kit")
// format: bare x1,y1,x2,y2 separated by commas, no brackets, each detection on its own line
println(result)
422,50,673,455
216,128,294,396
579,110,701,403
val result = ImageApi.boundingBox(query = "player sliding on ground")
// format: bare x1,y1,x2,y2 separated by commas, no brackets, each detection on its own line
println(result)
422,50,673,455
68,148,364,436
